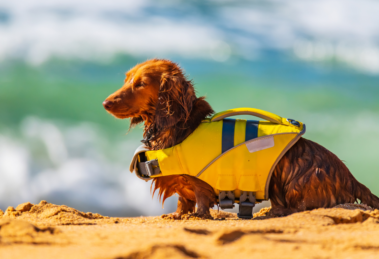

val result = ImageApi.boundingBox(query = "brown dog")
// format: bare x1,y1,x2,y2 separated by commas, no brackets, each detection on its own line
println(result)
103,59,379,218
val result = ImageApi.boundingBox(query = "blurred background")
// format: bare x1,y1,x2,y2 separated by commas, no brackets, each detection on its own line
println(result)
0,0,378,217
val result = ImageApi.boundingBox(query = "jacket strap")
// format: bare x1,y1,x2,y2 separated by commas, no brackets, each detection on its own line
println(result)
218,191,235,209
238,191,256,219
130,145,161,181
129,145,150,173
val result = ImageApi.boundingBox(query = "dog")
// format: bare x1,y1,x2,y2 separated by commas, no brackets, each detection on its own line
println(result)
103,59,379,219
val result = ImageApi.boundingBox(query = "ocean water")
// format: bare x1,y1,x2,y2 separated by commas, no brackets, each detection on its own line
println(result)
0,0,378,216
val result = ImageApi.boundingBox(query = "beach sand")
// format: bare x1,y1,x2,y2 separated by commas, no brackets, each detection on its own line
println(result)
1,201,379,259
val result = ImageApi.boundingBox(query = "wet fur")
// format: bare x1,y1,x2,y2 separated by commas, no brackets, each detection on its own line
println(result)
103,59,379,218
269,138,379,216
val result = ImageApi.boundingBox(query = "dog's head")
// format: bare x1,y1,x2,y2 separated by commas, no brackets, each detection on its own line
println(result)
103,59,196,129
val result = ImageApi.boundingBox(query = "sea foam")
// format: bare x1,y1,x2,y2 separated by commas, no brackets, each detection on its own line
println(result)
0,0,378,73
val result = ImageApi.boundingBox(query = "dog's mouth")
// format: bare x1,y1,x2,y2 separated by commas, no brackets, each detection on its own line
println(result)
103,104,138,119
109,112,136,119
103,101,146,123
103,99,135,118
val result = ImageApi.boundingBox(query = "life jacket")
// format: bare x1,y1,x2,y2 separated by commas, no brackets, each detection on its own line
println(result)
130,108,305,218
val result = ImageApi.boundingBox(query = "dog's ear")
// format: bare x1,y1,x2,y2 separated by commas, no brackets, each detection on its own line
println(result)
155,72,196,130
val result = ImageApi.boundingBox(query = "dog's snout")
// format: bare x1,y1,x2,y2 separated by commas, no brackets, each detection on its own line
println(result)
103,100,114,110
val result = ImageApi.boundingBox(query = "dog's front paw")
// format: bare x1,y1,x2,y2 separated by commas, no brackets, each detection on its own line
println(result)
161,212,182,220
181,212,214,220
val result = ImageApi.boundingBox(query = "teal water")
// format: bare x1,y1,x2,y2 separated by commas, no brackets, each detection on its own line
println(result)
0,52,378,216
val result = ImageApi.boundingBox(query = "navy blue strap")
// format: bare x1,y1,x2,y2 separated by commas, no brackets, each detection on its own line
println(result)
245,120,259,141
222,119,236,153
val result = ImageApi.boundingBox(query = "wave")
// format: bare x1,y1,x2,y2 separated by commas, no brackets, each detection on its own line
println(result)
0,117,177,216
0,0,379,73
1,111,379,216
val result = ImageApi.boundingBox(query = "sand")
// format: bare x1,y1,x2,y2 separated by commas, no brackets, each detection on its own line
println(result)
1,201,379,259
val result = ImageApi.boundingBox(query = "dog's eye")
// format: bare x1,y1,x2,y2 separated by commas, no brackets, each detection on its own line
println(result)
135,82,145,88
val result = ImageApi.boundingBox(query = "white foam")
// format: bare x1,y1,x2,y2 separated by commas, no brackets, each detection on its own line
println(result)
0,0,379,72
221,0,379,73
0,0,222,65
0,137,30,204
0,116,176,215
1,0,379,72
0,112,379,215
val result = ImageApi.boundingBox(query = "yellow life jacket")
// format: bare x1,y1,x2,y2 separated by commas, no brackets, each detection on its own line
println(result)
130,108,305,203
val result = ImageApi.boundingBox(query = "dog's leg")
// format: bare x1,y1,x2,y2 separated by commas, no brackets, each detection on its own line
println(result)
183,175,217,219
177,196,196,215
165,197,196,219
156,175,197,220
268,205,298,217
193,190,214,218
155,175,216,220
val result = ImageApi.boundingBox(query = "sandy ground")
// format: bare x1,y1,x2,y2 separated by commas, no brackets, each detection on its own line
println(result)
1,201,379,259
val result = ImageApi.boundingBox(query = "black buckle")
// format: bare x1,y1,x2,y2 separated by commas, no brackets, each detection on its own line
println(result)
219,191,235,209
237,191,256,219
287,118,300,127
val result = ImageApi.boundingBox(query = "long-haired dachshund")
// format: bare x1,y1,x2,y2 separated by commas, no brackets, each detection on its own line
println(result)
103,59,379,219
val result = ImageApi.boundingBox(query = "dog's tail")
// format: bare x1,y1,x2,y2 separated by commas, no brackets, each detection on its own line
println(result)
354,180,379,209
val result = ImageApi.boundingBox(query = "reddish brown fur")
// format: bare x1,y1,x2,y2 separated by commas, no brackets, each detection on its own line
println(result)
104,59,379,219
268,138,379,216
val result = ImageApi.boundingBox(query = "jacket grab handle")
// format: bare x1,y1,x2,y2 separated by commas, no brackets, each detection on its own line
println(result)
211,108,283,124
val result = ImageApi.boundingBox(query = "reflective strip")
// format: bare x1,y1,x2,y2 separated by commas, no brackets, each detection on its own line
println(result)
245,136,274,153
222,119,236,153
245,120,259,141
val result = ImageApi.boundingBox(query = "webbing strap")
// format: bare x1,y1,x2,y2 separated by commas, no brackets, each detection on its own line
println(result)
222,119,259,153
245,120,259,141
222,119,236,153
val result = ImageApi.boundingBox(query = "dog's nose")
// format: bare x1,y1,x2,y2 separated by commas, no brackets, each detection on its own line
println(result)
103,100,114,110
